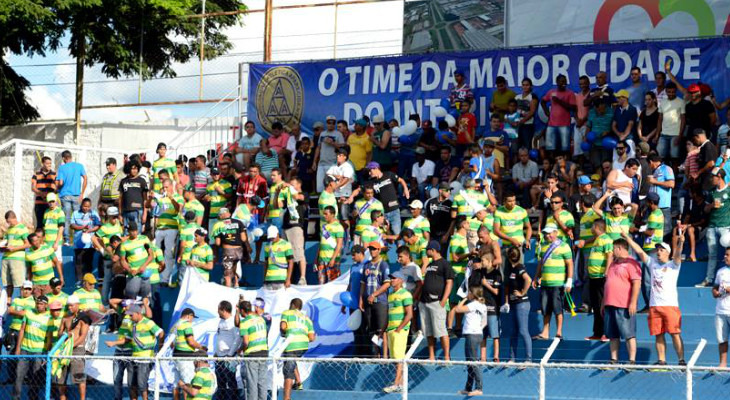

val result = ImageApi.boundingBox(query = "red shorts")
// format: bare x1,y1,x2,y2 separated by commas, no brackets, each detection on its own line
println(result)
648,306,682,336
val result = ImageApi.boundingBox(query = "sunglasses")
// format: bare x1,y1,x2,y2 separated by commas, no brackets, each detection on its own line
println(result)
551,201,562,205
367,247,380,251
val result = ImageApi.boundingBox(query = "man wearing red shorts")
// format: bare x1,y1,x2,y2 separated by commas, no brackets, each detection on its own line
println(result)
624,231,686,366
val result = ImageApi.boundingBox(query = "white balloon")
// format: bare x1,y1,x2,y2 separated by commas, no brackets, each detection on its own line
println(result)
81,233,92,245
391,126,402,136
721,231,730,248
252,227,264,239
433,106,448,118
428,187,439,200
445,114,456,128
537,106,549,124
404,120,418,134
347,309,362,330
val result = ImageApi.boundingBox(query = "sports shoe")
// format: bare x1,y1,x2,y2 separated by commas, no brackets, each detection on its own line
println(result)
298,277,307,286
695,279,713,288
293,382,303,390
383,385,402,393
584,335,603,341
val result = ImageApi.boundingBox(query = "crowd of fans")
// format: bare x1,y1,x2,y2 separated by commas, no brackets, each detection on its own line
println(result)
2,61,730,398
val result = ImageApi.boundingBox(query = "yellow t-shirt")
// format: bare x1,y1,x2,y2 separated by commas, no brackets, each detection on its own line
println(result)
346,133,373,170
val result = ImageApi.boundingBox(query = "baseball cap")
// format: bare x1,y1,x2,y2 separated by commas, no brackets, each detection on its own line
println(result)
313,121,324,129
371,115,385,124
267,225,279,239
105,157,117,166
542,223,559,233
195,228,208,237
409,200,423,209
472,205,486,216
37,295,49,304
126,304,144,315
210,167,220,175
454,69,465,76
426,240,441,252
389,271,406,281
688,83,701,93
326,115,337,122
218,207,230,216
50,277,62,287
22,280,33,289
366,242,383,250
324,175,338,186
646,192,660,203
83,273,97,284
181,308,198,318
655,242,671,252
50,301,63,311
577,175,591,186
46,193,58,203
107,206,120,216
438,182,451,191
615,89,630,99
365,161,380,170
415,147,426,155
353,118,367,127
254,298,266,309
67,295,80,304
335,147,349,156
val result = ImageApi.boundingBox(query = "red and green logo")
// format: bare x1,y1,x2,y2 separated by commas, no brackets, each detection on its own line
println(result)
593,0,725,42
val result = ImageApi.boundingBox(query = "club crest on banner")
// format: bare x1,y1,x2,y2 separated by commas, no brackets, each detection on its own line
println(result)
255,66,304,133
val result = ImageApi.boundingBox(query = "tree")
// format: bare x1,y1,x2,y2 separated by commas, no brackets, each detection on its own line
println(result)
57,0,246,125
0,0,62,124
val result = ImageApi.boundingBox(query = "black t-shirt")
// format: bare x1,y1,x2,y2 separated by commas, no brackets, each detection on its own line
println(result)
685,99,715,134
119,176,148,211
283,192,310,230
434,158,459,183
214,218,246,247
698,141,719,191
369,171,401,213
639,109,659,137
421,258,455,303
424,197,453,235
479,268,502,315
506,264,530,304
419,128,439,161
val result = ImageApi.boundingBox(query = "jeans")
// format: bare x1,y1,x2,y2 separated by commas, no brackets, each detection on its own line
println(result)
125,276,151,299
463,334,482,391
13,351,46,400
214,360,239,400
155,229,179,283
509,301,532,361
545,126,570,152
385,209,402,236
122,210,143,234
74,248,96,282
61,195,80,242
243,352,269,400
34,204,49,228
657,135,680,159
706,227,730,282
101,258,113,306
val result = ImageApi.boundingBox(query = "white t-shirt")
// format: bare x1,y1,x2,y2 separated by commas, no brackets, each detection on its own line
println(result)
715,267,730,315
400,262,424,293
216,316,242,356
326,162,355,198
462,300,488,335
411,159,436,185
659,97,685,137
648,257,680,307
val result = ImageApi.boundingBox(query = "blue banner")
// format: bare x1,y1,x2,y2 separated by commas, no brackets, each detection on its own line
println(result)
248,37,730,135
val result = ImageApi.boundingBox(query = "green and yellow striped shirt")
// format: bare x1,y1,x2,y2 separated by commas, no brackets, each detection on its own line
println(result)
157,193,184,230
546,210,575,242
152,157,176,192
240,314,269,355
21,310,51,353
494,205,529,244
120,236,152,277
127,316,162,357
387,288,413,331
587,233,613,278
403,216,430,240
47,291,69,313
605,213,633,241
354,198,384,235
147,245,164,284
448,233,469,275
4,223,29,261
179,222,201,262
267,183,291,219
182,199,205,222
191,367,215,400
539,241,572,287
579,209,600,251
26,244,56,285
643,209,664,251
407,236,429,267
9,296,35,331
190,243,214,281
318,191,338,221
175,319,195,353
265,239,293,283
43,207,65,245
73,288,102,312
96,222,124,259
319,221,344,264
118,315,134,350
282,309,313,353
452,190,490,217
206,180,233,220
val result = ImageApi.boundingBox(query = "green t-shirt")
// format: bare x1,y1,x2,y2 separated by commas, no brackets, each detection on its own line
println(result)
265,239,293,283
240,314,269,355
448,233,468,275
539,241,572,287
546,210,575,242
281,309,314,353
318,191,338,221
4,223,29,261
587,233,613,278
495,205,529,244
191,367,215,400
711,187,730,228
175,319,195,353
387,288,413,331
643,208,664,250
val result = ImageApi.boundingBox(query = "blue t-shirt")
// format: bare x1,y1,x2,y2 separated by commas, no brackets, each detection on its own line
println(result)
716,156,730,184
436,130,456,145
360,260,390,304
625,83,649,110
70,210,101,249
613,106,638,135
469,156,489,180
651,164,674,209
57,162,86,197
348,262,365,305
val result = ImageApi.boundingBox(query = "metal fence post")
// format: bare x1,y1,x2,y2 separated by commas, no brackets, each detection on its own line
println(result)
271,356,278,400
539,338,561,400
402,359,408,400
686,338,707,400
13,142,23,217
154,355,162,400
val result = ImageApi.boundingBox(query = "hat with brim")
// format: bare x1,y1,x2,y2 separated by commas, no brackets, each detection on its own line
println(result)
542,223,559,234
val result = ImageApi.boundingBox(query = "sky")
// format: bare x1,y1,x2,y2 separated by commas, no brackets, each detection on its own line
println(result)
7,0,405,123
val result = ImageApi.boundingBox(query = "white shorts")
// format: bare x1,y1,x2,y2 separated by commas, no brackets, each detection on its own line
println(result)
173,359,196,384
716,314,730,344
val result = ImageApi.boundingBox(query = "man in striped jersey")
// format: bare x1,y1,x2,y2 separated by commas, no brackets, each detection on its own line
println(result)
152,143,178,193
352,185,384,245
43,193,66,252
179,358,216,400
121,304,163,400
92,206,124,303
583,219,613,341
494,192,532,276
263,226,294,289
172,308,206,400
2,210,30,301
13,295,51,400
239,300,269,400
73,274,106,313
281,298,315,400
317,206,345,284
154,179,183,285
532,224,573,340
383,271,413,393
31,156,56,226
182,185,205,226
26,232,64,296
120,222,154,299
205,167,233,233
640,193,664,313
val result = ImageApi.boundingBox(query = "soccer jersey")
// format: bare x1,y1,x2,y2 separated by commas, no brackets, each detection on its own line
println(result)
4,223,29,260
182,199,205,222
539,241,572,287
407,236,429,267
605,213,633,240
546,210,575,242
387,288,413,332
267,183,291,220
47,291,69,312
26,244,56,285
156,193,184,229
190,243,214,281
147,245,164,284
127,316,162,357
494,205,529,244
587,233,614,278
319,221,344,265
179,222,201,263
452,190,489,217
206,180,233,220
20,310,51,353
190,366,215,400
579,209,600,250
265,239,294,283
448,233,469,275
643,208,664,251
403,216,430,240
9,296,35,331
318,191,338,221
175,319,195,353
354,198,384,236
43,207,66,245
240,314,269,355
118,315,134,350
73,288,102,311
120,236,152,277
152,157,176,192
281,309,314,353
96,222,124,259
